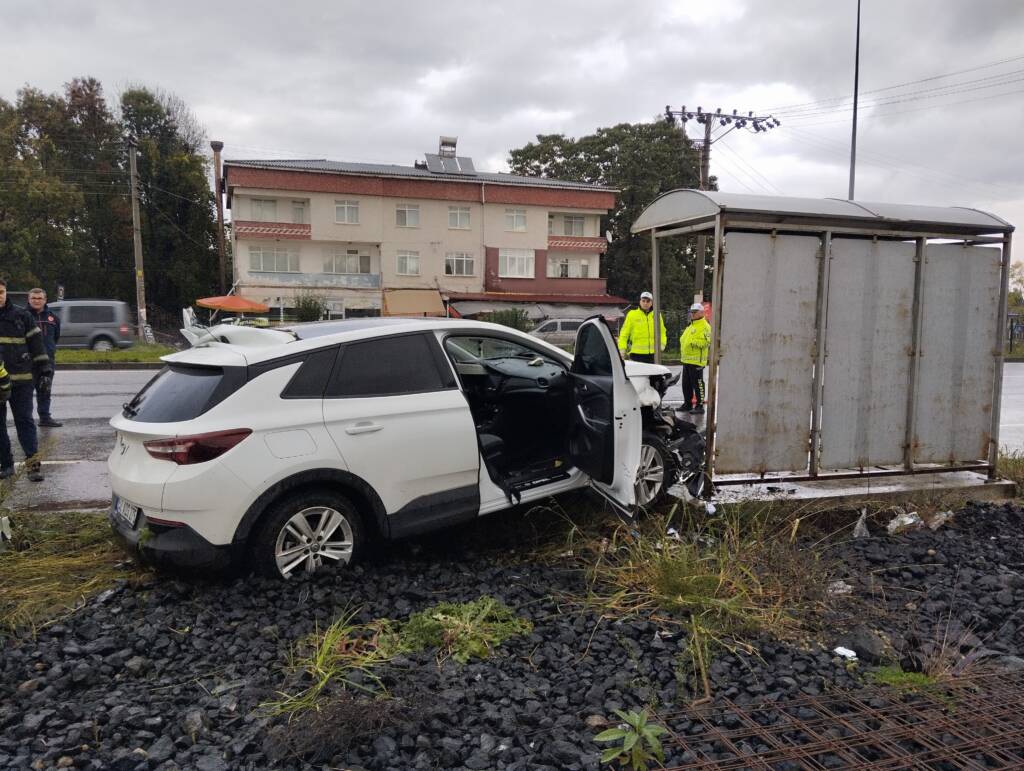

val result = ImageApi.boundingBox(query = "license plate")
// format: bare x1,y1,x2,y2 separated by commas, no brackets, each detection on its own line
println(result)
114,496,139,528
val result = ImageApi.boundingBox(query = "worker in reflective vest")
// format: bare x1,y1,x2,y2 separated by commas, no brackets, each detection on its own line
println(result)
0,279,52,481
617,292,667,363
680,302,711,414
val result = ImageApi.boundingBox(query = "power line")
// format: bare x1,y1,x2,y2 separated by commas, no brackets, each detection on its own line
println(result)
714,140,782,194
759,51,1024,112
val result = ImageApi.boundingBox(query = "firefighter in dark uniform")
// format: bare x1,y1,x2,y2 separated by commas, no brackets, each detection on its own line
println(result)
0,279,53,481
27,288,62,426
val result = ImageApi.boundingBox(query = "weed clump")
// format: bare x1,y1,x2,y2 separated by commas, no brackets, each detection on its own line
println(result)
266,596,531,718
0,511,142,635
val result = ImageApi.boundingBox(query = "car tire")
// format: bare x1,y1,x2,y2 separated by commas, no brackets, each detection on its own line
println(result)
252,488,365,579
91,337,114,351
636,431,678,510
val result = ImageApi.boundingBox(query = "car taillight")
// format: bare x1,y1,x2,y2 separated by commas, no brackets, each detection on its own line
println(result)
119,324,129,334
144,429,252,465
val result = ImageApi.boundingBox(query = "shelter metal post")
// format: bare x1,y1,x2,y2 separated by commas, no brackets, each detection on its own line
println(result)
808,231,832,477
988,232,1013,478
701,215,725,495
904,237,927,471
651,230,661,364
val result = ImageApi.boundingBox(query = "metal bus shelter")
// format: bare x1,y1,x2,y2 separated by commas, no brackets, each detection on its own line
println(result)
631,190,1014,490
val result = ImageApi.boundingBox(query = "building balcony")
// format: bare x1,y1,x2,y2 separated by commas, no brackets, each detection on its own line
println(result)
243,271,381,289
547,235,607,253
234,220,312,240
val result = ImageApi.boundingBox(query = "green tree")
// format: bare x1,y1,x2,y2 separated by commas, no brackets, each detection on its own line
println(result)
508,120,711,311
0,97,81,287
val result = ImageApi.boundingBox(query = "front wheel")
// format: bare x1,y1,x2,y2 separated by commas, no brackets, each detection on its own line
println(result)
92,337,114,351
252,489,364,578
635,432,678,509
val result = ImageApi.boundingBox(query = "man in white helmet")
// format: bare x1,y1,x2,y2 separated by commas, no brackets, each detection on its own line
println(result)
679,302,711,414
617,291,666,363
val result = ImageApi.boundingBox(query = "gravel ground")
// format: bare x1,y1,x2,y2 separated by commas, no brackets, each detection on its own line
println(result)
1,500,1022,770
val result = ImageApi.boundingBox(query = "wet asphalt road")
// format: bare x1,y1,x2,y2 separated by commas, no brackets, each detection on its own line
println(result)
3,364,1022,513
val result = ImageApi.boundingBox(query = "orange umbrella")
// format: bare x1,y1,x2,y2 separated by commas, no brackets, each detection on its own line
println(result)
196,295,270,313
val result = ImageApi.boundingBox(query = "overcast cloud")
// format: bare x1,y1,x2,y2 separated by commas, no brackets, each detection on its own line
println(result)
3,0,1023,226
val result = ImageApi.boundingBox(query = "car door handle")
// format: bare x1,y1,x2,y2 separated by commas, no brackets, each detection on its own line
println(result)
345,422,383,435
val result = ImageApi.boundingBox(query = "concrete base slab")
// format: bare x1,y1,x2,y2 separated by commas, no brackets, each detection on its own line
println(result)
671,471,1016,511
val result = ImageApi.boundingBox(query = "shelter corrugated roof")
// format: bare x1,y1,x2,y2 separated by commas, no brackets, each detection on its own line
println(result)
225,158,615,193
631,189,1013,234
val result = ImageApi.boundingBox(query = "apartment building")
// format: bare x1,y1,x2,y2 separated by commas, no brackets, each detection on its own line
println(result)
222,137,624,319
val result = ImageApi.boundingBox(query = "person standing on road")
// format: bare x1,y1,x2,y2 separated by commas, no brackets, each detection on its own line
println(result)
0,279,53,481
680,302,711,414
617,291,666,363
27,288,62,427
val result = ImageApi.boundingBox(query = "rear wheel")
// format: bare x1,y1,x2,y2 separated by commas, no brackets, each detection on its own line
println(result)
636,431,677,509
91,337,114,351
252,489,364,578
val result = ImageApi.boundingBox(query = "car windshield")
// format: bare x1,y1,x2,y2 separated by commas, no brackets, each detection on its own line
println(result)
445,336,557,363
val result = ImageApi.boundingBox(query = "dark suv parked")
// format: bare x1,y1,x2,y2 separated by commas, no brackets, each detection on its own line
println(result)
49,300,134,350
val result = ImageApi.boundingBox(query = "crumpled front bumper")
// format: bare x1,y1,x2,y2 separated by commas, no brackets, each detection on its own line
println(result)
108,504,236,573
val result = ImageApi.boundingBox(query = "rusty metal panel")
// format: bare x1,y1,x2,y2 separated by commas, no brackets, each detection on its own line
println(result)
714,233,820,473
914,243,1002,463
819,239,917,469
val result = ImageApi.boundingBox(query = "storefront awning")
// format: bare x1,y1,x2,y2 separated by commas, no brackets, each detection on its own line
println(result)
382,289,446,316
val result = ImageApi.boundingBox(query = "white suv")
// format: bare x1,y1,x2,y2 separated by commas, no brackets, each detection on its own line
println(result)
108,317,661,578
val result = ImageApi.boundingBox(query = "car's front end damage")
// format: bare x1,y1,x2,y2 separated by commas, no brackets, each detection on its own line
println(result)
625,361,706,501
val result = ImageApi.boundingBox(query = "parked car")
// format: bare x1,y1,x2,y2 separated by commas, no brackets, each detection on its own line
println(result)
49,300,134,350
108,317,703,578
529,318,586,347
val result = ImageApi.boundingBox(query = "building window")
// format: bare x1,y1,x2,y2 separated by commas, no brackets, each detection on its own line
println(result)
548,214,555,235
563,215,584,236
396,250,420,276
325,248,371,274
335,200,359,224
292,201,307,224
251,199,277,222
445,252,475,276
396,204,420,228
498,248,534,278
249,245,299,272
548,255,590,278
504,208,527,232
448,206,470,229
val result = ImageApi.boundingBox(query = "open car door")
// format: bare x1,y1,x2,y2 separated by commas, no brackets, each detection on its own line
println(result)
568,317,642,514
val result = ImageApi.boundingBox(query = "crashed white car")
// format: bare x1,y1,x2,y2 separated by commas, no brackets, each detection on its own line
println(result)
108,317,702,577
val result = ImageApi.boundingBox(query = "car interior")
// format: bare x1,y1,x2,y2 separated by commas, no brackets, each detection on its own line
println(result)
444,335,575,499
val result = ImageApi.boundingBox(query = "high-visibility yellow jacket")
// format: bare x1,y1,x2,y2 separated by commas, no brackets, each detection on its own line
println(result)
0,361,9,402
617,308,667,355
680,317,711,367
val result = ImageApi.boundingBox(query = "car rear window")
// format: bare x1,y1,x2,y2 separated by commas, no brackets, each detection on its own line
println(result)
123,365,245,422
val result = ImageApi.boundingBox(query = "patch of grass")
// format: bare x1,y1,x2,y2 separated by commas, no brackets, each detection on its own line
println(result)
266,597,531,718
0,511,143,635
578,503,834,700
402,596,533,664
55,343,176,364
999,449,1024,494
869,664,937,690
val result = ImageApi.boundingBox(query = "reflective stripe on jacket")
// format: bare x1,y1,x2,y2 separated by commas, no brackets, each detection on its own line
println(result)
0,361,9,398
680,317,712,367
617,308,667,355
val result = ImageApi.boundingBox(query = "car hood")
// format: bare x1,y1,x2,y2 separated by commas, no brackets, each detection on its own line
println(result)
624,360,672,377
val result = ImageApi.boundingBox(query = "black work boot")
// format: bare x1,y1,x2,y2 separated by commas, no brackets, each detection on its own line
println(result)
26,458,43,482
0,467,13,480
689,405,705,414
38,416,63,428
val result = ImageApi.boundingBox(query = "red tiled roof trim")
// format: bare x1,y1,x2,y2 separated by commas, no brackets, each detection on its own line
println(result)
234,221,312,239
445,291,627,305
547,236,608,253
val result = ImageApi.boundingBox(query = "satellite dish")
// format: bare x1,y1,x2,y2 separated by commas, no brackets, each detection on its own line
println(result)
605,230,613,244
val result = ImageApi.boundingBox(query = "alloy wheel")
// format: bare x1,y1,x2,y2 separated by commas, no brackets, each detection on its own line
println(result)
635,443,665,506
274,505,354,577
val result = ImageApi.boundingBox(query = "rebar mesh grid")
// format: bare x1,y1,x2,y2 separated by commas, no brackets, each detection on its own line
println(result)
655,671,1024,770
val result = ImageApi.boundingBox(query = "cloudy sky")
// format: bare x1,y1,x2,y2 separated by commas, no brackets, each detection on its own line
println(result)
3,0,1024,227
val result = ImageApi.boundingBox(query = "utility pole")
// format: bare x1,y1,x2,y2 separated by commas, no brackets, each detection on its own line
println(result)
848,0,862,200
665,106,780,300
127,136,148,341
210,140,228,294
